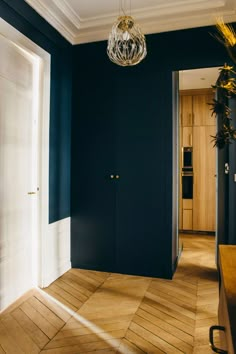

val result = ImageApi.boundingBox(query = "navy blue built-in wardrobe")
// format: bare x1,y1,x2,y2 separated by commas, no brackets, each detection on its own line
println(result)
71,26,230,279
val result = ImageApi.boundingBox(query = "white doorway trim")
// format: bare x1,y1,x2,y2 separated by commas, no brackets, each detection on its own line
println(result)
0,18,51,289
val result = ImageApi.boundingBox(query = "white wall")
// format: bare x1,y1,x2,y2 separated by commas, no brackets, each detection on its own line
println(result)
41,217,71,287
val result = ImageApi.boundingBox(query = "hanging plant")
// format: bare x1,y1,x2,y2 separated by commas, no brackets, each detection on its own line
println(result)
210,20,236,148
215,19,236,64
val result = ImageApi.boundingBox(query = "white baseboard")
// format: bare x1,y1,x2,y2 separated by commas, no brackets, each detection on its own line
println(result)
42,260,71,288
41,217,71,288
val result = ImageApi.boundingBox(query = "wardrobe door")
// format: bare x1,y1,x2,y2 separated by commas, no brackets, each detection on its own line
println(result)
114,84,167,277
71,102,116,271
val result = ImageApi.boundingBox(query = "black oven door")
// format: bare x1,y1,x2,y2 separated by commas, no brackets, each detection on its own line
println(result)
182,174,193,199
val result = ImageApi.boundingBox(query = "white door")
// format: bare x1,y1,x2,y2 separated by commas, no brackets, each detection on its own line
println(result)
0,34,39,310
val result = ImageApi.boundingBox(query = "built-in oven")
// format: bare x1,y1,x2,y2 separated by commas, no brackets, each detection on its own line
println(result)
182,172,193,199
182,147,193,199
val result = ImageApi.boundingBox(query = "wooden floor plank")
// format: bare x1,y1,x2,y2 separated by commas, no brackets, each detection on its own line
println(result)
20,301,58,339
195,303,218,320
64,314,133,329
81,350,116,354
55,279,88,303
140,301,194,336
74,268,109,284
45,329,125,349
195,317,218,329
132,315,193,354
46,283,83,308
125,329,165,354
136,308,194,345
60,272,93,297
171,279,198,291
0,321,25,354
150,279,197,298
129,322,184,354
43,288,78,312
193,344,218,354
148,286,197,310
146,288,196,320
55,320,130,340
118,338,147,354
28,296,65,330
1,313,40,353
68,269,98,292
41,337,121,353
34,290,72,322
144,293,195,326
11,307,49,349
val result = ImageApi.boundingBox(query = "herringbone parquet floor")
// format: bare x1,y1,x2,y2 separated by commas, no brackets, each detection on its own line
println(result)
0,234,219,353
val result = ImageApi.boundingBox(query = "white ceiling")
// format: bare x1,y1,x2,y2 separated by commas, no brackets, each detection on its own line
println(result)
24,0,236,45
179,67,221,90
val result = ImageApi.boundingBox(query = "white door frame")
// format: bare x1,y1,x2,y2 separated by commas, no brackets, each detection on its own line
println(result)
0,18,51,288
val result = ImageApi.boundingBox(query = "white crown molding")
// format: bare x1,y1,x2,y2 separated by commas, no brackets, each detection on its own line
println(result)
51,0,81,29
55,0,227,30
25,0,236,45
74,10,236,45
25,0,78,43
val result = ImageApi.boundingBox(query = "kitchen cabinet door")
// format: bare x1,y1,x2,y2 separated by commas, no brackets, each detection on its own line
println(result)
181,95,192,126
193,94,214,126
193,126,216,231
182,126,193,147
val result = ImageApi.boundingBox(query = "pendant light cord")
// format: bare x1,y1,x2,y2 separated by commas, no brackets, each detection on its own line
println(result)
119,0,132,17
119,0,126,16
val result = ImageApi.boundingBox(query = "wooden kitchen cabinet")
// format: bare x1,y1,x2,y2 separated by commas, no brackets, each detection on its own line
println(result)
193,125,216,231
193,94,215,126
180,89,216,232
182,200,193,230
181,90,214,127
181,95,193,126
182,126,193,147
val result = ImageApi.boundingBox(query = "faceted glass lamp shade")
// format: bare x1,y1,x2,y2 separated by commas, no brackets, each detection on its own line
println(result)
107,16,147,67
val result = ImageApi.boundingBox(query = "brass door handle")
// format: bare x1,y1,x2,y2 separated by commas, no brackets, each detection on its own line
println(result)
28,192,36,195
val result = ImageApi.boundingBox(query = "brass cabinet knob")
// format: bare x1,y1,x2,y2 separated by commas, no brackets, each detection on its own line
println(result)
110,174,114,179
115,175,120,179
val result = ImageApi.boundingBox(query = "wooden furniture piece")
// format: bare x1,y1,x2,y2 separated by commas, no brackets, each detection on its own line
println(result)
210,245,236,353
179,89,216,232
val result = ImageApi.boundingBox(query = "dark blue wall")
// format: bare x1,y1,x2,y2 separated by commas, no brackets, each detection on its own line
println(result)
71,25,230,278
0,0,72,223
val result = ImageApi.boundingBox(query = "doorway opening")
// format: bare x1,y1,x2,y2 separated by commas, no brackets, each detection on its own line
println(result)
176,67,221,259
0,19,50,311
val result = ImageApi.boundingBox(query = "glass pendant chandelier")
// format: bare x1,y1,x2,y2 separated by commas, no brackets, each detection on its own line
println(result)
107,0,147,67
